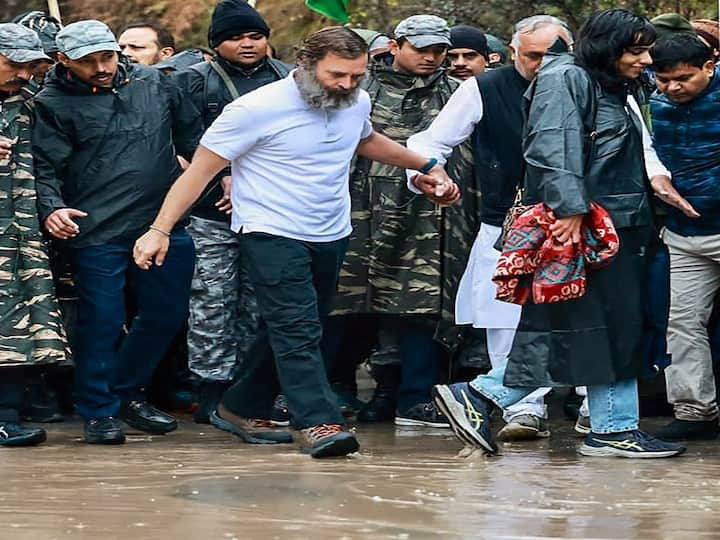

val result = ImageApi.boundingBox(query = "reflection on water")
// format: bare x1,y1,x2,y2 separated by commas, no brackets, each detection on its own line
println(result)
1,418,719,539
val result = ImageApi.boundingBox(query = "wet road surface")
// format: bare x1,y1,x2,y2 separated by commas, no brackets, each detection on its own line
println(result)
2,416,719,540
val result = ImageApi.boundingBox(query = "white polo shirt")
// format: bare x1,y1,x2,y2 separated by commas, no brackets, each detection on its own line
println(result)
200,73,373,242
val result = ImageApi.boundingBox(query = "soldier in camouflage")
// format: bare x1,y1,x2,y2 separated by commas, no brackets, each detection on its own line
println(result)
329,15,477,427
0,23,69,447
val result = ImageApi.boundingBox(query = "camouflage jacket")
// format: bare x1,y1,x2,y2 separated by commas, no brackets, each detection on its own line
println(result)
0,88,68,366
331,64,478,320
0,88,40,236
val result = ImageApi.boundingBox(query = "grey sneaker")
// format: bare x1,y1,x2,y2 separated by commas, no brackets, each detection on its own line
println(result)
574,414,591,435
497,414,550,441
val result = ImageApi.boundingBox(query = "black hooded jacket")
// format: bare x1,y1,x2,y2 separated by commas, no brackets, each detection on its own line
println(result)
33,59,202,248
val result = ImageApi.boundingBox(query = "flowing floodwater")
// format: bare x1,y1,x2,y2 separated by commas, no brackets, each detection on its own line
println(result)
2,417,719,539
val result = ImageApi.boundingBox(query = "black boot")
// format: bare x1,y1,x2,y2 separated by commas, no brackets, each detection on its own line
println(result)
655,418,720,441
563,388,584,420
332,382,366,418
193,380,230,424
22,374,64,423
357,364,400,423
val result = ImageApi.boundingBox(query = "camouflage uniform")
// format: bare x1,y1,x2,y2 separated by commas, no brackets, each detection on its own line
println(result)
186,216,258,381
331,63,477,323
0,88,69,367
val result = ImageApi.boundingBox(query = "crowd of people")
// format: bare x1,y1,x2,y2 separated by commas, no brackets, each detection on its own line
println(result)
1,0,719,460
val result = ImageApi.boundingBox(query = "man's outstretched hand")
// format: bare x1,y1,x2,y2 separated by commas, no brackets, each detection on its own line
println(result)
412,165,461,206
650,175,700,218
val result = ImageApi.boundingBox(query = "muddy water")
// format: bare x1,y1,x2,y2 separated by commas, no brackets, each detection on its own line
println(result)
2,418,719,540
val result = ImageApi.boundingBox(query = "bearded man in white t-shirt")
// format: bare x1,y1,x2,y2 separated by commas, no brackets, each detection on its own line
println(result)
133,27,458,458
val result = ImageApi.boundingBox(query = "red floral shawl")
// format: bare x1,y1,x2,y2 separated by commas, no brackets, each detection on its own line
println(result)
493,203,620,304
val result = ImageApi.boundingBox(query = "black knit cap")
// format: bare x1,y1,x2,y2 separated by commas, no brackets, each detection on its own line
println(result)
208,0,270,48
450,24,489,59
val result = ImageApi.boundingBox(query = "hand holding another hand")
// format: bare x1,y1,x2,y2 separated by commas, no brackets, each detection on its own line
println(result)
412,165,461,206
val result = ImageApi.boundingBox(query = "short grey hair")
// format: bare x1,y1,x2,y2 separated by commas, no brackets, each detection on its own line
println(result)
510,15,574,48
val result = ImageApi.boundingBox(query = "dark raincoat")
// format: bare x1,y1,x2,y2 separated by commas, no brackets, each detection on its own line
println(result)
504,53,656,387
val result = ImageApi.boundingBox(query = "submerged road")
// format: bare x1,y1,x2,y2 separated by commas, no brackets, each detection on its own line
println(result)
2,416,719,539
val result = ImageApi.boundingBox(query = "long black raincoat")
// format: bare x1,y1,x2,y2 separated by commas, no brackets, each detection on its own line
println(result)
504,53,657,387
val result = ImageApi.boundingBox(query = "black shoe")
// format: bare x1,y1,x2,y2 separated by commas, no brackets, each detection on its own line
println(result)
357,389,396,423
395,402,450,428
270,394,290,427
432,383,498,454
655,418,720,441
120,401,178,435
563,389,584,420
0,421,47,447
84,417,125,445
193,381,230,424
579,429,685,458
22,377,64,423
332,384,366,417
358,363,400,423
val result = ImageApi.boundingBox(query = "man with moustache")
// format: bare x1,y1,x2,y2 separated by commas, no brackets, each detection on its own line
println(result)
33,20,202,445
407,15,575,440
133,27,459,458
0,23,68,447
448,25,490,80
172,0,291,424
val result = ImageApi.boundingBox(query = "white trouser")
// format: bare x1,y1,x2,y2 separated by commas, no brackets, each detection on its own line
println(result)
576,386,590,417
457,223,550,421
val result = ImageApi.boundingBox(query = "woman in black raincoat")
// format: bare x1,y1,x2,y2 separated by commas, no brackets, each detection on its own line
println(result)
434,8,695,459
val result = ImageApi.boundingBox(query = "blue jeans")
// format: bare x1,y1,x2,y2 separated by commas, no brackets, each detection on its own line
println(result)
70,231,194,419
470,366,639,434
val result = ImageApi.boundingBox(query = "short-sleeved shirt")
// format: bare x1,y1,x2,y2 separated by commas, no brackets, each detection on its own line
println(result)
200,72,373,242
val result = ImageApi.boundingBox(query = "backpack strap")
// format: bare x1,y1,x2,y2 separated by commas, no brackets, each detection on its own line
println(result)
268,58,292,78
208,59,240,100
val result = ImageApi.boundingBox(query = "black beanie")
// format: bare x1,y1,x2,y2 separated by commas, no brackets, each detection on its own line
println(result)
208,0,270,48
450,25,489,59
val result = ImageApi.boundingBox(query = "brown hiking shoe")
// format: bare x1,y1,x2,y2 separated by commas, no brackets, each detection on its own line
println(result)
300,423,359,458
210,404,292,444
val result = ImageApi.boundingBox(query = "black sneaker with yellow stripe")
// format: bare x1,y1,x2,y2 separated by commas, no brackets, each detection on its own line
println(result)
432,383,498,454
579,429,686,458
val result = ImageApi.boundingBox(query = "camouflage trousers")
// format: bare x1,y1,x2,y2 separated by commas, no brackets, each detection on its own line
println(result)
187,217,259,382
0,233,68,367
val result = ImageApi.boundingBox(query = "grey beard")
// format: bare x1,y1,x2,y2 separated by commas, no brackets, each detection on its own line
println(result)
295,67,360,111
